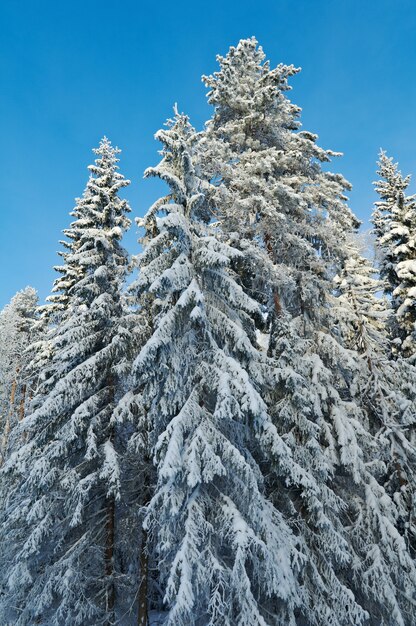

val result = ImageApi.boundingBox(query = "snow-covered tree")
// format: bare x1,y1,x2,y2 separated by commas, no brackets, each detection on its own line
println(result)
373,151,416,358
334,238,416,556
200,38,416,625
333,238,388,354
0,287,39,464
29,159,104,397
372,152,411,278
0,138,134,626
125,111,329,626
46,201,86,320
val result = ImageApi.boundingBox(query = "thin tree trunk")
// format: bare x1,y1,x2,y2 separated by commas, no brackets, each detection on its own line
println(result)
264,233,282,315
105,373,116,626
22,387,33,444
9,376,18,409
137,527,149,626
264,233,282,357
264,232,273,257
0,370,19,464
19,383,26,421
105,492,116,622
138,428,151,626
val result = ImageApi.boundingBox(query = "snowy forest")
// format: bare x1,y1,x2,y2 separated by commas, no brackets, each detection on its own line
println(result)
0,38,416,626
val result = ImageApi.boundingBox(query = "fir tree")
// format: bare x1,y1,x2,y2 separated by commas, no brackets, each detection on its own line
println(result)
125,111,323,626
373,151,416,359
0,138,133,626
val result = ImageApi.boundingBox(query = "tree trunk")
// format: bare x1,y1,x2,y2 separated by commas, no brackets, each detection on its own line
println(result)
19,383,27,421
137,527,149,626
264,233,282,357
105,493,116,623
264,233,282,316
137,434,152,626
0,371,19,464
9,376,18,410
105,372,116,626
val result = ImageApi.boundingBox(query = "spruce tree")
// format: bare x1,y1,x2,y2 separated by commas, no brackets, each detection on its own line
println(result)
125,111,328,626
373,151,416,358
0,138,133,626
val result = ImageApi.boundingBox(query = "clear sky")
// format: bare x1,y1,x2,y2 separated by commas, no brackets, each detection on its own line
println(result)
1,0,415,308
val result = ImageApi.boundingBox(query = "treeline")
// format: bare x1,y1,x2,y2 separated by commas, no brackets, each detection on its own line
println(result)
0,38,415,626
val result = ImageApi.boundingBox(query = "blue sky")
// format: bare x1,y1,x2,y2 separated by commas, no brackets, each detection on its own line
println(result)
1,0,415,308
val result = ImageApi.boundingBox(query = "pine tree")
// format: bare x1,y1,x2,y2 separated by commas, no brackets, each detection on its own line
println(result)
0,287,39,464
0,138,133,626
200,38,416,625
373,151,416,358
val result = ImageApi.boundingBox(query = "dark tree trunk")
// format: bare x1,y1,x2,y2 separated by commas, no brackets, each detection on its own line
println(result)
1,369,19,464
19,383,26,421
105,373,116,626
137,527,149,626
105,493,116,622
